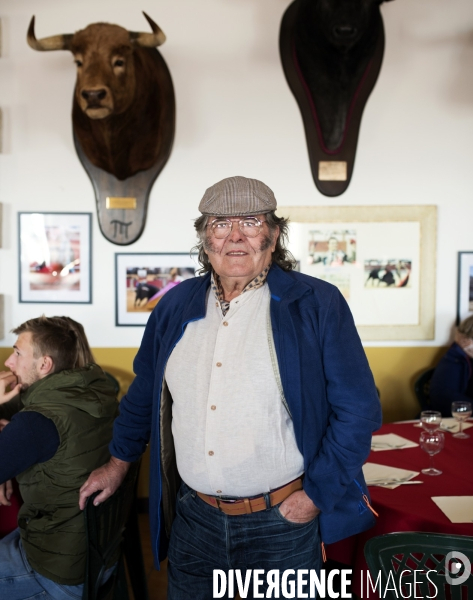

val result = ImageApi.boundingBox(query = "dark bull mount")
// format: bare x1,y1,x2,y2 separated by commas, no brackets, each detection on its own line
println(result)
280,0,393,197
27,13,175,245
73,43,174,246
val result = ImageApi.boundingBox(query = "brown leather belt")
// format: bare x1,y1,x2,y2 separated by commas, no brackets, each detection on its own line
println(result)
196,477,303,515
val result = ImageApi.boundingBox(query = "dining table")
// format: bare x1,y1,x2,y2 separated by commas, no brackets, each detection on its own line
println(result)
326,420,473,598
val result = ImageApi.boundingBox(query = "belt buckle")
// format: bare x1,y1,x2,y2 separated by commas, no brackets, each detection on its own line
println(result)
215,497,223,512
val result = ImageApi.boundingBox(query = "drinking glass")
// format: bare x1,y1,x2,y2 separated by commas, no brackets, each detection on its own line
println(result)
419,430,445,476
420,410,442,431
451,401,472,439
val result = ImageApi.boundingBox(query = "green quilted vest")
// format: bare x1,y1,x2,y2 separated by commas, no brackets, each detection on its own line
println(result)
16,364,118,585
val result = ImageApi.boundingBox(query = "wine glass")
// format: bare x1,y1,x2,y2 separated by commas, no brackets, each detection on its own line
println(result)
451,401,472,439
420,410,442,431
419,430,445,476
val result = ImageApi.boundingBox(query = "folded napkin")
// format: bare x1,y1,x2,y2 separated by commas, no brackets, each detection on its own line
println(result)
371,433,418,451
439,418,473,434
363,462,420,489
413,418,473,433
431,496,473,523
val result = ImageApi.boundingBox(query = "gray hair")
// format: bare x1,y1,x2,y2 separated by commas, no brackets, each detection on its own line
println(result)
191,211,297,274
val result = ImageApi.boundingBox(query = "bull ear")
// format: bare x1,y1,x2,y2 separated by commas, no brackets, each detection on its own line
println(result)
129,11,166,47
27,16,73,51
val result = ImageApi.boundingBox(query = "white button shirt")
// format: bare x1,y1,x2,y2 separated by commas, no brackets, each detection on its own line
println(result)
165,283,304,497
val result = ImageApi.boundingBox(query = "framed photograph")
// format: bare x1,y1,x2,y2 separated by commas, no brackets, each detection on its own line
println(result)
19,212,92,304
457,252,473,324
115,253,199,326
277,205,437,341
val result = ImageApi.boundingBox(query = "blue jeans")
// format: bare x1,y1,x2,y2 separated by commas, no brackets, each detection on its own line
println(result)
0,528,83,600
167,482,321,600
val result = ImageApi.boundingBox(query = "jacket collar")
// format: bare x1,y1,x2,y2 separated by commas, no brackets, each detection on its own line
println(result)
181,272,211,325
180,263,307,326
266,263,310,302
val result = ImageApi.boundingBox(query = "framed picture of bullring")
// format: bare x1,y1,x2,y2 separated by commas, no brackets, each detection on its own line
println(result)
18,212,92,304
115,253,199,326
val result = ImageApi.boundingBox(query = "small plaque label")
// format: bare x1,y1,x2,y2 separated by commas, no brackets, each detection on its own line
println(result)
318,161,347,181
106,197,137,210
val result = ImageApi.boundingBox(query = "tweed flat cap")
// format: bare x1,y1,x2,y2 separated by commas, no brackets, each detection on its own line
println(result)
198,176,277,216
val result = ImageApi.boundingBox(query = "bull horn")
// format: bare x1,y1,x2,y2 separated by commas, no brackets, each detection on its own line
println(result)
27,16,73,51
129,11,166,47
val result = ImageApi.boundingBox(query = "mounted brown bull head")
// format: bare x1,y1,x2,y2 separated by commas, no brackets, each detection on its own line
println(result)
27,12,174,182
280,0,394,196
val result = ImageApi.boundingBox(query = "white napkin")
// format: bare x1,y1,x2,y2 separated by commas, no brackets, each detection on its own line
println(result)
431,496,473,523
371,433,418,451
414,418,473,433
363,462,420,489
439,418,473,434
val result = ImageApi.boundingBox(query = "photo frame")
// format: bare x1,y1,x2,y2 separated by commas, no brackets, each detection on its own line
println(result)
115,253,199,326
277,205,437,341
457,251,473,325
19,212,92,304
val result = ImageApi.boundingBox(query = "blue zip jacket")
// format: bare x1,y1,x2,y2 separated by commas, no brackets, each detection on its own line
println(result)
110,264,382,567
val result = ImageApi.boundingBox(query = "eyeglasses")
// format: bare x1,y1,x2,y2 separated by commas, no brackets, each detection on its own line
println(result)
208,217,266,239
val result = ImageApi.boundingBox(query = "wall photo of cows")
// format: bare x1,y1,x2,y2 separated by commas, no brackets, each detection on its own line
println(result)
27,12,175,245
280,0,395,197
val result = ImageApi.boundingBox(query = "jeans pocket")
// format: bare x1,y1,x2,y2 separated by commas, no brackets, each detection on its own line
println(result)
274,505,319,527
178,485,195,504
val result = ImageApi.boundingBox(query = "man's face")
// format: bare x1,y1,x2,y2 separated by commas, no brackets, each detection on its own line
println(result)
328,238,339,252
4,332,44,389
204,214,279,282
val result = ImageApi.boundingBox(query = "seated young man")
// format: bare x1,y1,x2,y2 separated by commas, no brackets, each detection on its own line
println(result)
0,316,118,600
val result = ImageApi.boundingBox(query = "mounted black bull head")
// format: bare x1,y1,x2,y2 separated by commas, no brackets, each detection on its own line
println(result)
280,0,395,196
27,12,175,245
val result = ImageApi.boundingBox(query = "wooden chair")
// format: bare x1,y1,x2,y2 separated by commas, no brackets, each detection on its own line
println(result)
364,532,473,600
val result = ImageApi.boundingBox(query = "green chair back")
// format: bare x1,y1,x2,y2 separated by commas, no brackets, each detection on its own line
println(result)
364,532,473,600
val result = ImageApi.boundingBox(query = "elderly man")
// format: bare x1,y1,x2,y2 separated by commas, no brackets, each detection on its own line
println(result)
0,316,117,600
80,176,381,599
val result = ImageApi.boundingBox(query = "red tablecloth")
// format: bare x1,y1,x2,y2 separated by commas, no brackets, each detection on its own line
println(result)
326,421,473,597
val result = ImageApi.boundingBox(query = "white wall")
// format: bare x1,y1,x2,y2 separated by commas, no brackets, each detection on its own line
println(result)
0,0,472,348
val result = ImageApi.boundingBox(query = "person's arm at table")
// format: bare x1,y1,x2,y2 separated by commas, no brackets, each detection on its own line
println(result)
0,412,59,505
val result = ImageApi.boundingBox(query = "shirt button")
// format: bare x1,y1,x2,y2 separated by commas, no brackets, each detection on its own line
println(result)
216,362,222,367
216,302,219,307
211,405,216,410
216,490,222,494
208,450,214,456
223,321,228,326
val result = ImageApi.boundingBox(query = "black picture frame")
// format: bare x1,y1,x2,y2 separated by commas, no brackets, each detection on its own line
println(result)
115,252,199,326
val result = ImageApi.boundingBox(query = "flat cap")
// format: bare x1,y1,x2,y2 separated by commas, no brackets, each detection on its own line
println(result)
198,176,277,217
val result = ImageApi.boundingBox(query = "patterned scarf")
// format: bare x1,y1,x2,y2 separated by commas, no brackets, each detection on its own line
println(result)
211,264,271,316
